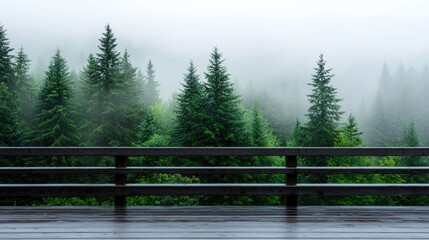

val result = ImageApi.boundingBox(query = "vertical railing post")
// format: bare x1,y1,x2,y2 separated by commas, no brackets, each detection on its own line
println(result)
286,155,297,207
115,156,127,208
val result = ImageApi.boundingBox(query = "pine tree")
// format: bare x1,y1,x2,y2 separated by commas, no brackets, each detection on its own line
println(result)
289,120,305,147
0,25,20,146
82,25,143,146
368,64,401,146
119,50,138,90
14,47,35,133
173,61,207,146
142,60,160,107
303,54,343,150
135,111,157,145
33,49,79,147
0,82,19,147
340,114,363,147
80,54,100,143
400,119,424,167
203,47,246,147
300,54,343,187
0,25,15,88
250,102,269,147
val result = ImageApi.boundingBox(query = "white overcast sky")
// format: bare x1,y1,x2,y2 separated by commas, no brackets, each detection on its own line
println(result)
1,0,429,107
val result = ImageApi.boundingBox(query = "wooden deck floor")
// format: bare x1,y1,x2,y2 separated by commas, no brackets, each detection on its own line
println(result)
1,206,429,239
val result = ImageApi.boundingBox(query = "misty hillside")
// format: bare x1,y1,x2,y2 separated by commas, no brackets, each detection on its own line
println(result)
1,0,429,206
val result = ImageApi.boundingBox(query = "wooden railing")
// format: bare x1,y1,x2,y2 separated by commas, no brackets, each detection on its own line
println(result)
1,147,429,207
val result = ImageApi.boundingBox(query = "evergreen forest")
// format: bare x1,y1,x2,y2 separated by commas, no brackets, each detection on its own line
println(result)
0,24,428,206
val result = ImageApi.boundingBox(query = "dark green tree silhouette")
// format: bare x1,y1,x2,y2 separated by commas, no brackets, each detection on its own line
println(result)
301,54,343,186
82,25,143,146
33,49,79,147
142,60,160,107
203,47,246,147
0,25,20,146
173,61,207,147
14,47,35,140
304,54,343,149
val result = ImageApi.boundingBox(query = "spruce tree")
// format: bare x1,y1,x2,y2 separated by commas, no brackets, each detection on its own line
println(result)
289,120,305,147
33,49,79,147
82,25,143,146
250,102,269,147
142,60,160,107
300,54,343,187
367,64,400,146
0,25,20,146
80,54,100,143
14,47,35,132
0,82,19,147
400,119,424,167
341,114,363,147
203,47,246,147
0,25,15,88
304,54,343,150
173,61,207,146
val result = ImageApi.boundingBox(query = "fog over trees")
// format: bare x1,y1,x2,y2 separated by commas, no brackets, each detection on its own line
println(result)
1,0,429,206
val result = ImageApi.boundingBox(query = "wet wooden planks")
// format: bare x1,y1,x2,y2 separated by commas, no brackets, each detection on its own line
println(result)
1,206,429,239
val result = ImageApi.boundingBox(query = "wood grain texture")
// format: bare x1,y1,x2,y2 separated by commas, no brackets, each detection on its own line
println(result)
3,184,429,196
1,206,429,239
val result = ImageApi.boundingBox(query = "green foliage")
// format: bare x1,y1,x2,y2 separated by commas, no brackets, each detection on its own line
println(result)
338,114,363,147
2,23,428,207
14,47,36,134
398,120,428,191
135,103,173,146
0,82,19,147
401,119,422,148
0,25,15,88
81,25,143,146
127,174,200,206
400,119,425,168
203,48,247,147
173,61,207,146
289,120,304,147
303,54,343,148
367,64,400,146
298,54,344,185
33,49,79,147
0,25,20,146
142,60,160,107
41,197,113,206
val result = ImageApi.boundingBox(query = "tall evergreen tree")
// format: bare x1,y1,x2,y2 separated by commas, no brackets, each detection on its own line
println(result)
401,119,421,148
0,82,19,147
142,60,160,107
203,47,246,147
82,25,143,146
250,102,269,147
14,47,35,132
0,25,15,88
33,49,79,147
400,119,425,167
289,120,305,147
0,25,20,146
300,54,343,187
80,54,100,143
303,54,343,151
340,114,363,147
173,61,207,146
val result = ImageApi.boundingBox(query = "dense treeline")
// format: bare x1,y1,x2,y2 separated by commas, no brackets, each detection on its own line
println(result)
366,63,429,146
0,24,428,206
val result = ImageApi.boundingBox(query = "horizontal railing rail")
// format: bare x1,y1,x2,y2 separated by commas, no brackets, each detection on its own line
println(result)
2,166,429,174
1,147,429,156
1,147,429,207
